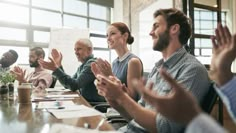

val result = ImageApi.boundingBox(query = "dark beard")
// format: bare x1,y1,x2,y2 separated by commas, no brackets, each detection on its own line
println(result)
153,30,170,51
30,59,39,67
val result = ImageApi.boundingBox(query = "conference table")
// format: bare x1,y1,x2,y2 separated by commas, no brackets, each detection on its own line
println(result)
0,91,114,133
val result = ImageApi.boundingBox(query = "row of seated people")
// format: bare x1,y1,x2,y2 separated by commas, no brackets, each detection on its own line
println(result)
2,8,234,133
37,8,210,133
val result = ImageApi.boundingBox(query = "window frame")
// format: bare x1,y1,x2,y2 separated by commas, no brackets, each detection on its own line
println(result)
0,0,113,64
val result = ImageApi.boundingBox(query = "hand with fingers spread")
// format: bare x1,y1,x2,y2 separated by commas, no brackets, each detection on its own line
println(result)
51,49,63,67
210,24,236,86
38,57,58,71
91,58,113,77
11,66,27,83
133,68,201,124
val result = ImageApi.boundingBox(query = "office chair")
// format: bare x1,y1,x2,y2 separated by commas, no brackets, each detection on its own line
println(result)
49,76,57,88
200,82,218,114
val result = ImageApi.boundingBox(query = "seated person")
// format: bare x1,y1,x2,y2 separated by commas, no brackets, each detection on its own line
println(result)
12,47,53,91
38,38,105,103
94,8,210,133
137,23,236,132
91,22,143,101
0,49,18,72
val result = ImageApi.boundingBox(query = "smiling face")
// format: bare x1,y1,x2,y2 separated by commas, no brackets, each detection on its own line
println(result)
74,41,92,63
149,15,170,51
106,25,127,49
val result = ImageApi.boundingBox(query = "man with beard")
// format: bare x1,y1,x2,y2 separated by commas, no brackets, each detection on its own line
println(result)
12,47,52,91
94,8,210,133
0,49,18,72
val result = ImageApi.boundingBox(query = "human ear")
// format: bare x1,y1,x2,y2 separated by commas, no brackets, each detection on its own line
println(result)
170,24,180,34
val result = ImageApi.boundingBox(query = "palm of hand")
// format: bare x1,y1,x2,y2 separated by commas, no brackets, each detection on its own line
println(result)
101,66,112,77
51,49,62,66
211,45,232,72
14,68,25,81
210,29,236,86
46,60,58,71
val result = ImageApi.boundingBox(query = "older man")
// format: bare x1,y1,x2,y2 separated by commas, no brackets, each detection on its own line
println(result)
39,38,105,102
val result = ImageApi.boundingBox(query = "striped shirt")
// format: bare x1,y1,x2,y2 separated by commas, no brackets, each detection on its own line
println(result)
215,76,236,124
124,47,210,133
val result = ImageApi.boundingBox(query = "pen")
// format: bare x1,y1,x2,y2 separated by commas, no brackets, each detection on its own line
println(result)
95,118,106,130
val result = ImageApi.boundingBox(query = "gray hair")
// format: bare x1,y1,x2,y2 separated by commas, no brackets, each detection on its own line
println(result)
77,38,93,49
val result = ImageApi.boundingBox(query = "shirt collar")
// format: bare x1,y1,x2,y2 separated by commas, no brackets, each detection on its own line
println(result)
118,51,131,62
82,54,94,64
34,67,45,73
164,47,187,68
154,47,187,69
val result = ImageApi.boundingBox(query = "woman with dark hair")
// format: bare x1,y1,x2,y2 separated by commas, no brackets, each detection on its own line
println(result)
92,22,143,101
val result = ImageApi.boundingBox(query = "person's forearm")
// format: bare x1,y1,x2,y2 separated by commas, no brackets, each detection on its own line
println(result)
216,71,233,87
108,99,133,120
116,94,157,132
36,80,48,90
52,68,78,91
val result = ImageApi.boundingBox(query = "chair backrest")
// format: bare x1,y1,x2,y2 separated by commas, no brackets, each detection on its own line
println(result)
200,82,218,113
49,76,57,88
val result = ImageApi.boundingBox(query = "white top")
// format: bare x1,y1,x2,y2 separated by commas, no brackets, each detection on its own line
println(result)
186,113,227,133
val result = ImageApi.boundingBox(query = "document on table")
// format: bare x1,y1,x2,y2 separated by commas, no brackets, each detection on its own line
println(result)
37,101,75,109
31,94,79,102
47,124,121,133
46,87,70,92
45,94,79,98
48,105,103,119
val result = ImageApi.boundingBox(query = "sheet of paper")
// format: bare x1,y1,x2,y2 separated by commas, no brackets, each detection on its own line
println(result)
37,101,75,109
47,123,121,133
32,97,75,102
46,87,70,92
48,105,103,119
45,94,79,98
